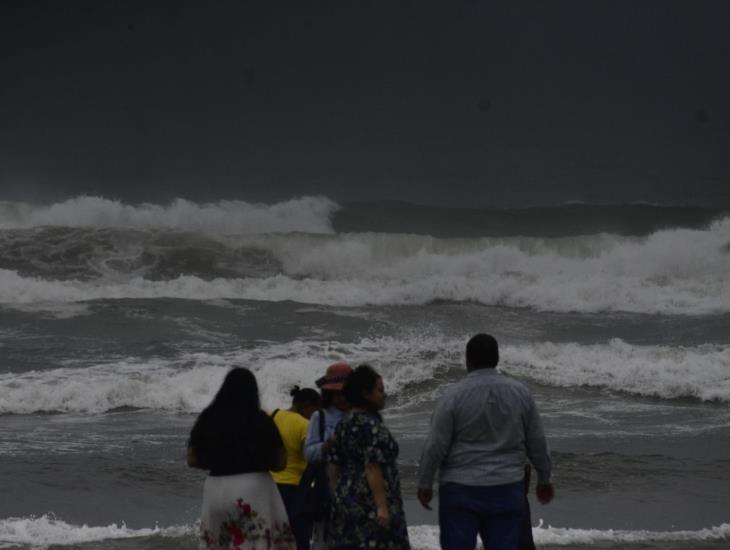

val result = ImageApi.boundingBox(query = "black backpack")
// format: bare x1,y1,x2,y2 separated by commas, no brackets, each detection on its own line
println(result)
296,410,330,521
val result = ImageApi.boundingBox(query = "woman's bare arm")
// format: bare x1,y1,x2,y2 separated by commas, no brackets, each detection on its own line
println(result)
327,463,339,493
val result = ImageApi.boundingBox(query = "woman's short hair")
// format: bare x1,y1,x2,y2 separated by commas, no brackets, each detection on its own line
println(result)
290,386,322,407
343,364,381,408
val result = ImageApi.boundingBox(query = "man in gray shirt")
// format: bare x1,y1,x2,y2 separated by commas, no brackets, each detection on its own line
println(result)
417,334,554,550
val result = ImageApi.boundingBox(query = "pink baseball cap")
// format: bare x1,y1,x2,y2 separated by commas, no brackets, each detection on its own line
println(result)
316,362,353,390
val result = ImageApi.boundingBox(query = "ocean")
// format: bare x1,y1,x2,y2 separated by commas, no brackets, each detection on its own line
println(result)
0,196,729,549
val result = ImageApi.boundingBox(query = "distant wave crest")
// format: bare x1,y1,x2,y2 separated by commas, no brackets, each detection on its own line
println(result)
1,197,730,314
0,195,339,234
0,220,729,314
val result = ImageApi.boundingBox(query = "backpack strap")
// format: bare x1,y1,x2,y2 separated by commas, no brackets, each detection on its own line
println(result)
318,408,326,441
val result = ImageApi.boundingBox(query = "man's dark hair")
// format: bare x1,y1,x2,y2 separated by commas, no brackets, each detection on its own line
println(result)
466,333,499,369
342,364,381,408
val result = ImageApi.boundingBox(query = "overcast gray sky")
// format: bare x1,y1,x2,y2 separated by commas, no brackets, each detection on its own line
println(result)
2,1,729,206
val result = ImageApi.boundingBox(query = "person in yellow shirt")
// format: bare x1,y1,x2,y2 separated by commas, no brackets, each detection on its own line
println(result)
271,386,322,550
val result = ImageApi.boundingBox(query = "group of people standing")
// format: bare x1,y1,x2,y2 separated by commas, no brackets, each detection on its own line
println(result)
187,334,554,550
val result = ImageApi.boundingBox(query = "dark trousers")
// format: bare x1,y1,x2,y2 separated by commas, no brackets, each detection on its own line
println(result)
519,496,536,550
439,481,525,550
277,483,312,550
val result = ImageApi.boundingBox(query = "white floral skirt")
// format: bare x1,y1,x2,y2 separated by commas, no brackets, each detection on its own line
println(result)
199,472,295,550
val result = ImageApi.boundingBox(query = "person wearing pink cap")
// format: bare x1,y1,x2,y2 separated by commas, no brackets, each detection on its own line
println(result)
304,362,353,550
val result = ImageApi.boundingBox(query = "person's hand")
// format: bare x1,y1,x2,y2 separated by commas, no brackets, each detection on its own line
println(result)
536,483,555,504
417,488,433,510
321,438,334,454
376,505,390,528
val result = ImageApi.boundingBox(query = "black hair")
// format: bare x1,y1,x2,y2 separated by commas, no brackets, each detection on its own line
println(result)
466,333,499,369
342,364,381,408
290,386,322,407
211,367,260,413
189,367,272,471
192,367,261,449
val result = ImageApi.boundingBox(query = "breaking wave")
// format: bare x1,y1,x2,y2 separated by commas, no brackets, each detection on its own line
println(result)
0,196,339,234
0,334,460,415
2,335,729,416
1,197,729,314
0,515,192,549
505,339,730,402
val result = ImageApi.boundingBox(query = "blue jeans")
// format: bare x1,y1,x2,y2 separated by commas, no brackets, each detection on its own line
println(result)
439,481,525,550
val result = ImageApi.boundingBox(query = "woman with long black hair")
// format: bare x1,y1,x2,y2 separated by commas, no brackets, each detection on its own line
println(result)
187,368,295,550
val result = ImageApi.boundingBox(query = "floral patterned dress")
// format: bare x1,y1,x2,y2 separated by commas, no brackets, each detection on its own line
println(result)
199,472,295,550
190,408,295,550
326,412,410,550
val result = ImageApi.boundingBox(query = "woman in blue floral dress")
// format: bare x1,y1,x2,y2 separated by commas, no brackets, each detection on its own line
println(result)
326,365,410,550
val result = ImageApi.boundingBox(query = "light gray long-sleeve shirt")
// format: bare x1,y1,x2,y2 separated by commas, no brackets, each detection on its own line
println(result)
303,406,348,463
417,368,552,489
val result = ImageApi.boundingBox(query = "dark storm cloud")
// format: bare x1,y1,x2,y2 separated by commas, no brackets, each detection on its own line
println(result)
1,1,729,205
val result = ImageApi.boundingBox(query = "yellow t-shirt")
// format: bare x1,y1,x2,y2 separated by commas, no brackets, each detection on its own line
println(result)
270,409,309,486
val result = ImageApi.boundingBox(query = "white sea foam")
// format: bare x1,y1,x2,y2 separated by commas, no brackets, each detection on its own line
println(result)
409,523,730,549
529,521,730,545
239,218,730,314
503,339,730,402
1,516,728,549
2,336,729,417
0,196,338,234
0,333,462,415
0,515,192,549
2,216,730,314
